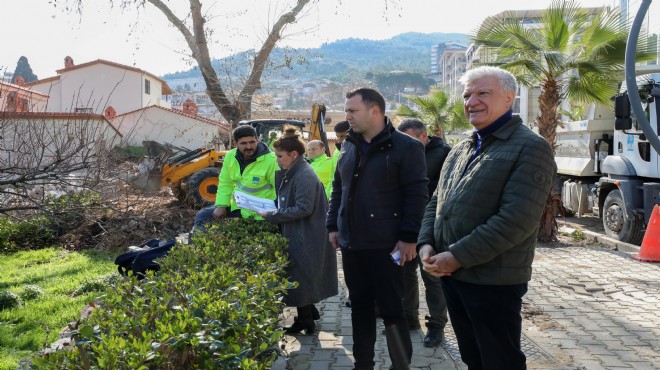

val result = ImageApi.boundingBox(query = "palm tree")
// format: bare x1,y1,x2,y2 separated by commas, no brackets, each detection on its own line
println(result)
397,89,470,138
473,0,655,241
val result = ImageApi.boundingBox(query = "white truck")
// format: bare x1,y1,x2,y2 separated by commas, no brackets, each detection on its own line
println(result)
556,0,660,245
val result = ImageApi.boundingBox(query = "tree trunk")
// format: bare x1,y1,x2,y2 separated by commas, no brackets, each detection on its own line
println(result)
431,121,444,138
536,78,561,241
149,0,312,129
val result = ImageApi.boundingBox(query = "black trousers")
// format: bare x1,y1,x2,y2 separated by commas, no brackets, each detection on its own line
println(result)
402,256,448,329
441,277,528,370
342,248,412,370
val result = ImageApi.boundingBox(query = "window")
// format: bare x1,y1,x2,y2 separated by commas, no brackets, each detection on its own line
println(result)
6,91,17,112
513,85,529,125
145,79,151,95
75,107,93,113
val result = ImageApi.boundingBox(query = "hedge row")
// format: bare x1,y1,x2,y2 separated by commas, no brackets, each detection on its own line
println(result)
31,218,291,369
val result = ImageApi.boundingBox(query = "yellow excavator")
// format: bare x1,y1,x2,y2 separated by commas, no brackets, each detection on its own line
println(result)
129,104,330,208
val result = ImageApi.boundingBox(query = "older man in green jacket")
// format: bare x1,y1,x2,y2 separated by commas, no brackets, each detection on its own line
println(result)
417,66,556,370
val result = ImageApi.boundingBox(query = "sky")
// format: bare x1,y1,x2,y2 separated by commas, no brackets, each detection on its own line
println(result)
2,0,622,79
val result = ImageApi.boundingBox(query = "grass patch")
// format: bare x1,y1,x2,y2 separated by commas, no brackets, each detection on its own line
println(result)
0,248,116,370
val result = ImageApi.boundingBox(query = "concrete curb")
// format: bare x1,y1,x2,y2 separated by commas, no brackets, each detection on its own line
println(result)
558,224,641,253
581,229,641,253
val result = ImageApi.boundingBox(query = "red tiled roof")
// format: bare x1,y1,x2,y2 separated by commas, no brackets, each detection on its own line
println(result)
0,111,122,136
24,59,173,95
0,81,48,98
22,75,60,87
113,105,230,133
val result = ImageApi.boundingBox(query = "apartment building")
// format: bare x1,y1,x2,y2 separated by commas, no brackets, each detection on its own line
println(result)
438,43,467,97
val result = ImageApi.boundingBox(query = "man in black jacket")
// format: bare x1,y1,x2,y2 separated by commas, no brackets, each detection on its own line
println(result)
327,88,428,370
397,118,451,348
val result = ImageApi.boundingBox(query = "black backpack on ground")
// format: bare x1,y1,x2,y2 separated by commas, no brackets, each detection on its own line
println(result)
114,239,176,278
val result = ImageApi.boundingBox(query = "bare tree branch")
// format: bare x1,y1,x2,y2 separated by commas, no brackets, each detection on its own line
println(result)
0,111,123,216
147,0,197,56
238,0,312,117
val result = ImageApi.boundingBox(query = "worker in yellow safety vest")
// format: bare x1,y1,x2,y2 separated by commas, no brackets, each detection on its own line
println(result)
306,140,334,199
193,125,278,232
331,120,350,168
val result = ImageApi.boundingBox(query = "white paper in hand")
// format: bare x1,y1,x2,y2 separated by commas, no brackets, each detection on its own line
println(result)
234,190,277,213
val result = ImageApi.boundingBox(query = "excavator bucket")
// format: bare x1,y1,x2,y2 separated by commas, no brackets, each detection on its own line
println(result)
128,166,164,192
126,141,173,192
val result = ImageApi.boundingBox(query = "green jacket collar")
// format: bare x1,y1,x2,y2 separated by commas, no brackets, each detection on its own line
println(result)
490,115,523,141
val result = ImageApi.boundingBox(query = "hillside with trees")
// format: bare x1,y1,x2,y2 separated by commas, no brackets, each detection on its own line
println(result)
163,32,469,89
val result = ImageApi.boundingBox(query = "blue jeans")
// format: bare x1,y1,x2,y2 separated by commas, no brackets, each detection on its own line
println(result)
192,206,241,233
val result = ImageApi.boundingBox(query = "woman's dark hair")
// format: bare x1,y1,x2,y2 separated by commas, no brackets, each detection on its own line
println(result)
272,125,305,155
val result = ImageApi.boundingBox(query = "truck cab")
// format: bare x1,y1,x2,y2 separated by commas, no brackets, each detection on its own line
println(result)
557,71,660,244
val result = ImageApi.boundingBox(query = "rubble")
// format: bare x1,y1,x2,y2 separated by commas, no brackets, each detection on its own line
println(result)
61,188,197,251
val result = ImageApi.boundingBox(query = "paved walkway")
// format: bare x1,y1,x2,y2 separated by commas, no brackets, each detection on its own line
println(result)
272,225,660,369
272,257,466,370
523,245,660,369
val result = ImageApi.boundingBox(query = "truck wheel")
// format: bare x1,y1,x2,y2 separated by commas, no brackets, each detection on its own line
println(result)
602,189,645,245
186,167,221,208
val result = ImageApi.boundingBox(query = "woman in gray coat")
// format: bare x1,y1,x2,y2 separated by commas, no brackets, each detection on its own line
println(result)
259,126,338,335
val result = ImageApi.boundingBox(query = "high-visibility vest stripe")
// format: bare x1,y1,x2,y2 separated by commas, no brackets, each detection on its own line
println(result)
234,181,273,193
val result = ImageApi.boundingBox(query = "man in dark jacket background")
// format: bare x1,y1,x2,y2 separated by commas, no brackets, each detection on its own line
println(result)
397,118,451,348
327,88,428,370
417,66,556,370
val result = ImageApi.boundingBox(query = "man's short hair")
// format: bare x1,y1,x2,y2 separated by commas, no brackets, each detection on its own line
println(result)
346,88,386,114
233,125,258,142
397,118,427,136
307,140,325,149
459,66,517,96
334,120,350,133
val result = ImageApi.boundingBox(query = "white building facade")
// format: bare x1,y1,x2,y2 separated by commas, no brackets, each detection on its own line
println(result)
24,58,172,117
111,104,229,150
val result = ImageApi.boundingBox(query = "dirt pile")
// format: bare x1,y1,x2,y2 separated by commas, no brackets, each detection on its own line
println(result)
62,189,198,251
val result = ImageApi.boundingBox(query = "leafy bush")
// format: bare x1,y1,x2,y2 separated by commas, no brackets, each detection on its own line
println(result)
71,274,121,297
0,291,23,310
113,145,148,160
19,285,44,301
33,218,291,369
43,190,102,235
0,216,57,253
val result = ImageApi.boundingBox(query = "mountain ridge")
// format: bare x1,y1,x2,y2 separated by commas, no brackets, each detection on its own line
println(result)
163,31,470,88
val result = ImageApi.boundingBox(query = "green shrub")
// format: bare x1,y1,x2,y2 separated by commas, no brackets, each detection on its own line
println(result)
0,216,57,253
43,190,101,235
72,273,121,297
0,291,23,310
113,146,149,159
33,218,291,369
571,229,586,241
0,190,102,254
19,285,44,301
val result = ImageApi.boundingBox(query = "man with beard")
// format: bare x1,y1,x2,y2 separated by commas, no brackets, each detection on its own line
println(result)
192,125,278,231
